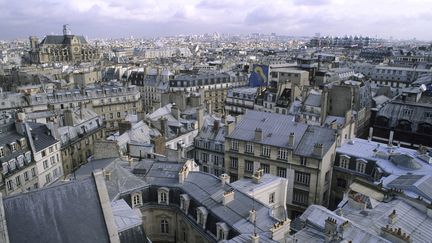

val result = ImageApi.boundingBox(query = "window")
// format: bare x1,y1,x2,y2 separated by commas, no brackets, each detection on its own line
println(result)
160,219,169,233
31,167,36,177
50,156,55,165
213,155,220,166
0,147,4,157
117,112,121,118
293,189,309,206
231,140,239,151
41,150,46,157
49,146,53,153
16,175,21,186
245,160,254,172
245,143,254,153
261,163,270,173
132,193,142,207
230,157,238,169
295,171,310,186
46,174,52,184
278,148,288,160
277,167,286,178
182,228,187,241
201,153,209,163
7,180,12,191
269,192,275,203
43,160,48,169
339,155,350,169
10,142,16,152
24,171,29,181
261,145,271,157
356,159,367,174
300,157,307,166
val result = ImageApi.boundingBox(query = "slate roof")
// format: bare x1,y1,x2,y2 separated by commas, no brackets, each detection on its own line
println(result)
304,93,322,107
40,35,88,45
228,110,336,158
341,197,432,243
3,177,110,243
386,174,432,202
293,205,391,243
28,123,58,152
182,171,279,239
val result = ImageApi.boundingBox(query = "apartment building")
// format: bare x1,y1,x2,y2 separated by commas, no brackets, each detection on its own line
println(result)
224,110,337,218
0,82,142,132
169,72,247,114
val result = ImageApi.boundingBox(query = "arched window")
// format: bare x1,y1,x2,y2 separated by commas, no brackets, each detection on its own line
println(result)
417,123,432,135
375,116,389,127
396,119,412,131
160,219,169,234
158,187,170,205
131,192,142,207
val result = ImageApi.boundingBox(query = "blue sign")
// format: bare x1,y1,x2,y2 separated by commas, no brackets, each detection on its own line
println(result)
248,64,269,87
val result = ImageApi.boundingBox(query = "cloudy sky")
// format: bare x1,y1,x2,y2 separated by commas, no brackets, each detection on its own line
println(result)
0,0,431,40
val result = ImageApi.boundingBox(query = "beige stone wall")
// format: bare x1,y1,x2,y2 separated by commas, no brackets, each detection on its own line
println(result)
141,207,210,243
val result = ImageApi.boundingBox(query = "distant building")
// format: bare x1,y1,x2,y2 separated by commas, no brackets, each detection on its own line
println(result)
225,87,257,115
29,25,100,64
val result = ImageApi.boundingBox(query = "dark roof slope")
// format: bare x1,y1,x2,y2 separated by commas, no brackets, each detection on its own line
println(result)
3,177,110,243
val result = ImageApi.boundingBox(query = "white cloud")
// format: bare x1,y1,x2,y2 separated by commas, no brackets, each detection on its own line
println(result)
0,0,431,40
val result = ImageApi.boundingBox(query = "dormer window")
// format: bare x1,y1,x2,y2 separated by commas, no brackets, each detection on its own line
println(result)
180,194,190,213
196,207,208,229
17,155,24,167
158,187,169,205
131,192,142,208
216,222,229,241
25,151,32,164
10,142,16,152
8,159,16,171
2,162,8,174
339,155,350,169
19,138,27,149
356,159,367,174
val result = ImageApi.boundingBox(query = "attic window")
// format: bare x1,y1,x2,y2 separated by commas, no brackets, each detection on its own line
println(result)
0,147,4,157
10,142,17,152
131,192,142,208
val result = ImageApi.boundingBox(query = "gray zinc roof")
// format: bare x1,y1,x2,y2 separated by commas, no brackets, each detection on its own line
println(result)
3,177,110,243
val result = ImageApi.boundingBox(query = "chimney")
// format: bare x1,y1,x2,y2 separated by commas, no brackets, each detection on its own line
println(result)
213,120,220,133
338,220,350,237
388,131,394,147
0,193,10,243
254,128,262,142
225,122,235,136
118,121,132,135
15,113,27,136
171,104,180,119
368,127,374,142
313,143,324,157
251,234,259,243
249,209,257,223
381,225,412,243
220,173,230,185
63,109,74,126
324,217,337,235
104,170,112,181
388,209,397,224
252,168,264,184
288,132,295,147
223,189,235,205
197,106,204,130
160,117,168,136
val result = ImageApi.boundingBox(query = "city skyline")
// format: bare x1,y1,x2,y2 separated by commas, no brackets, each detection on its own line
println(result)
1,0,432,40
